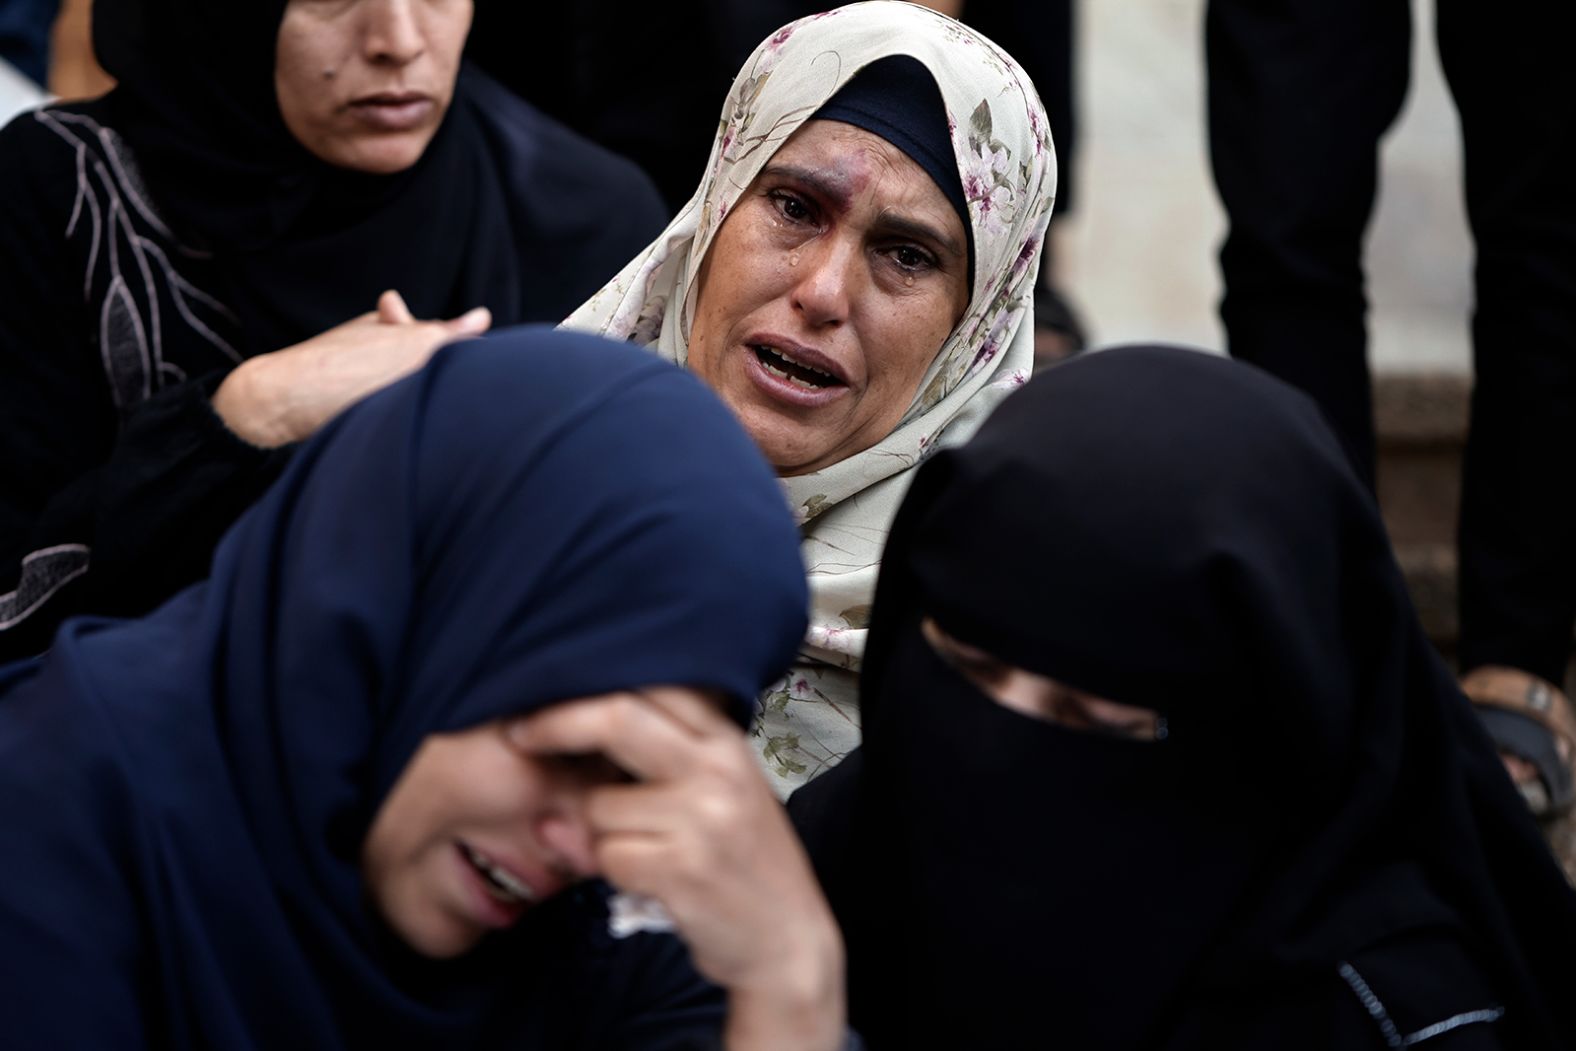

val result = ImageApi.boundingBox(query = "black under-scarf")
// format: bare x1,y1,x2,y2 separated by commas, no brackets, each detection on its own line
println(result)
91,0,664,354
791,345,1576,1048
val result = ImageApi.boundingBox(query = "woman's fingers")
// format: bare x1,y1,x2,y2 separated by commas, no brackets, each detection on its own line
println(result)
512,692,842,1015
510,694,698,783
377,290,489,338
595,832,678,901
445,305,492,336
375,288,485,337
639,684,736,737
583,779,727,836
377,289,416,324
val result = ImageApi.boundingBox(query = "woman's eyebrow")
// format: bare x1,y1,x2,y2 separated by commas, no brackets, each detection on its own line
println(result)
760,162,965,260
760,162,857,209
873,211,964,260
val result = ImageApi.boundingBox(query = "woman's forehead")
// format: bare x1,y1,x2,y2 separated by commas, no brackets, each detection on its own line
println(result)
768,120,965,234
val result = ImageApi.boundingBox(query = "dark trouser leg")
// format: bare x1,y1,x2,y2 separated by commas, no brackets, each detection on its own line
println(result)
1441,0,1576,684
1206,0,1411,490
964,0,1084,356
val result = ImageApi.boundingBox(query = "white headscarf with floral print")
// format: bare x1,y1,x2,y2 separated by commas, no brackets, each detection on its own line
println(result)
565,0,1055,789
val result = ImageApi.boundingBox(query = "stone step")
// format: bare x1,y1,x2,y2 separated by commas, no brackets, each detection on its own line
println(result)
1375,371,1469,550
1376,371,1468,648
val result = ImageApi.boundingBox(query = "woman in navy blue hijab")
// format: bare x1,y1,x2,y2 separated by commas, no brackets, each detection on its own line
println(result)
0,328,846,1048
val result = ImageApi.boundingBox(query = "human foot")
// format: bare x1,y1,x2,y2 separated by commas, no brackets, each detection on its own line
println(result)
1461,666,1576,816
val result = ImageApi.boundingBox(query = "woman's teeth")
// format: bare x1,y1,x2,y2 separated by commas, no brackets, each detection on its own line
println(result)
461,843,535,904
753,345,838,389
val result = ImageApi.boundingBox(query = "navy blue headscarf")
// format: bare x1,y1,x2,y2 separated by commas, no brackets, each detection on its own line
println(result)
0,328,808,1046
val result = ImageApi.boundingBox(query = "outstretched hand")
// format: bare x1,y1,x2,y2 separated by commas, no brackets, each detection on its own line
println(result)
511,688,846,1051
212,291,492,448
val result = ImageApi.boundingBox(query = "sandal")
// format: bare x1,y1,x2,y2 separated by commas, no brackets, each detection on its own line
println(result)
1461,665,1576,817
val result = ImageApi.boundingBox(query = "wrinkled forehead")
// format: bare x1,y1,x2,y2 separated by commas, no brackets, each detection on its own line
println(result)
762,118,968,239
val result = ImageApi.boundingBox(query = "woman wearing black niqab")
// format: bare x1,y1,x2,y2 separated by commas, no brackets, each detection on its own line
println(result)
0,0,667,660
791,345,1576,1048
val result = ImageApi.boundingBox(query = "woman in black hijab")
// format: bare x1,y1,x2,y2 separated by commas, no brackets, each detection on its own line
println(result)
791,345,1576,1048
0,0,666,660
0,328,846,1048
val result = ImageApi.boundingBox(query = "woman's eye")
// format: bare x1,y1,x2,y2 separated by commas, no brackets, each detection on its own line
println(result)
768,191,813,223
890,245,937,273
949,651,1011,685
1064,696,1166,741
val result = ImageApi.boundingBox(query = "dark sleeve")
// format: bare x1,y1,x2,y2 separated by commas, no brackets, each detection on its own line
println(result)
1331,988,1502,1050
0,113,288,661
1163,936,1507,1050
0,661,154,1046
1331,932,1508,1051
596,930,863,1051
597,932,730,1051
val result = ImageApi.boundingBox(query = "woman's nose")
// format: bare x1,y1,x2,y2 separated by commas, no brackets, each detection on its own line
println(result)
790,236,859,329
363,0,427,66
530,766,609,877
534,811,598,878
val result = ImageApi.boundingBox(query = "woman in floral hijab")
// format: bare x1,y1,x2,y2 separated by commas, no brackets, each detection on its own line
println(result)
567,1,1056,790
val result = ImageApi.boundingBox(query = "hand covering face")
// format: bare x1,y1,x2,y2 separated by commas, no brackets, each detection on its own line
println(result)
565,0,1057,787
792,346,1576,1049
0,328,809,1046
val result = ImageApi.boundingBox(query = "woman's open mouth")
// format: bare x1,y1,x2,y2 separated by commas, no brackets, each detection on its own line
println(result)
744,338,849,407
458,842,536,912
753,344,841,389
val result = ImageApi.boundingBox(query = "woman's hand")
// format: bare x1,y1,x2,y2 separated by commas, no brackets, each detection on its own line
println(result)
211,291,492,448
511,689,846,1051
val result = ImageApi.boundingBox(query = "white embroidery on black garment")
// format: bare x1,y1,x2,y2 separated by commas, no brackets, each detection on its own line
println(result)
1,111,241,639
1338,961,1505,1048
0,545,91,631
36,108,240,414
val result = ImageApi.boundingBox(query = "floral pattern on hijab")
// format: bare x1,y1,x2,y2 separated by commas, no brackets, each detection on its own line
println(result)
565,0,1056,788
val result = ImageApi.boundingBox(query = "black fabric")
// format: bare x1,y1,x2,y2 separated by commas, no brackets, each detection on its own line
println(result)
791,346,1576,1049
466,0,1079,219
1206,0,1576,684
814,55,971,255
0,1,665,660
0,329,810,1047
468,0,824,214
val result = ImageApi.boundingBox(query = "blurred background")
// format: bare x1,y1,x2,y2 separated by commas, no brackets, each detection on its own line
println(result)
1061,0,1472,374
